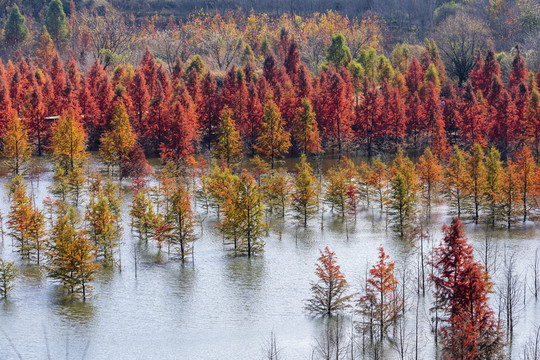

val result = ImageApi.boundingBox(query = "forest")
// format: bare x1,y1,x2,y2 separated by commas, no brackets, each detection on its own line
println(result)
1,0,540,359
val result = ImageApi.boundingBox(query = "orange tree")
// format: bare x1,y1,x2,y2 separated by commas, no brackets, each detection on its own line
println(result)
357,247,403,344
305,246,352,316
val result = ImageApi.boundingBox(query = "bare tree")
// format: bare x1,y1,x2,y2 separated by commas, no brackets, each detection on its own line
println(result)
80,10,134,68
435,12,491,85
498,249,523,341
262,331,281,360
313,316,354,360
523,325,540,360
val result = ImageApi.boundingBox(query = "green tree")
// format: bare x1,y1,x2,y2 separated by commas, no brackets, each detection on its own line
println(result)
325,33,352,69
389,151,418,238
0,258,17,298
389,173,416,239
3,4,28,48
45,0,71,46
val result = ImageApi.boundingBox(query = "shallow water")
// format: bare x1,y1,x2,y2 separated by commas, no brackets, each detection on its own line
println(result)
0,160,539,359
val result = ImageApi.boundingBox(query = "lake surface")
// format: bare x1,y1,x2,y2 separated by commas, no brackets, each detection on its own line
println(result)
0,159,539,359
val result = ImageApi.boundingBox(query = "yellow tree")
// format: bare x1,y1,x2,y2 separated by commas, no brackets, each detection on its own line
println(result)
7,176,45,262
417,147,442,213
483,147,503,226
256,99,291,169
292,154,319,227
501,160,521,229
2,111,31,176
0,258,17,298
467,143,486,224
444,146,471,218
220,171,265,257
99,103,136,175
50,110,87,204
263,169,291,218
86,193,121,266
130,190,156,243
389,151,418,238
47,206,100,300
165,184,197,261
214,106,243,164
51,110,87,173
515,146,537,222
293,97,320,155
368,158,389,212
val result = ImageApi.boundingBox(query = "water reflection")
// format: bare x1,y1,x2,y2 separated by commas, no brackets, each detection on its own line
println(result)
53,298,96,327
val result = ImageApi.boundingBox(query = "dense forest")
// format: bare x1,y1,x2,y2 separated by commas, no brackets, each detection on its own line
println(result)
2,0,540,359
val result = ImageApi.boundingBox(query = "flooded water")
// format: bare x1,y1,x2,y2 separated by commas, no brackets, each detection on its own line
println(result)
0,158,539,359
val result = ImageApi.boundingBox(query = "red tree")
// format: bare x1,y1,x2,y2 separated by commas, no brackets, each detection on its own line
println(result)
431,218,505,359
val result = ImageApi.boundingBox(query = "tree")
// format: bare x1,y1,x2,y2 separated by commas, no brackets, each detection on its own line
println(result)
99,103,136,174
263,169,291,219
292,154,319,227
165,185,197,261
389,173,416,239
37,26,55,69
130,189,156,243
444,146,471,218
220,171,265,257
86,192,121,266
317,69,353,156
357,247,403,344
45,0,71,47
435,13,490,85
214,107,243,164
159,86,197,164
3,5,28,48
484,147,503,226
293,97,320,155
389,151,418,238
467,143,486,224
417,147,442,213
501,161,521,229
256,99,291,169
0,258,17,298
51,110,87,174
2,112,31,176
325,34,352,69
515,147,537,222
306,247,352,316
47,206,100,300
431,218,505,359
